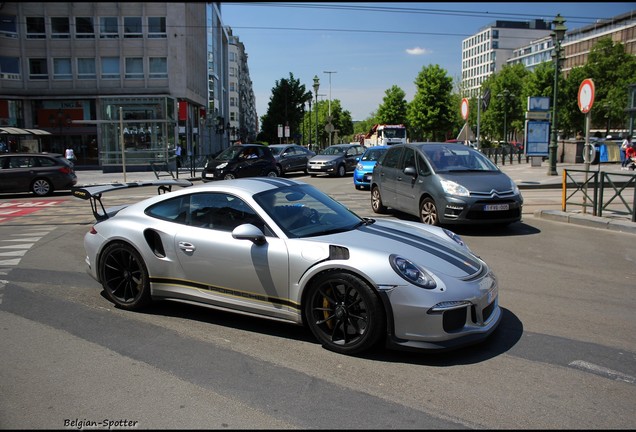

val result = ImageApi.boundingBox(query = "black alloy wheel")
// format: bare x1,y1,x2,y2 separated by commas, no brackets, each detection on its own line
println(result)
304,272,385,355
99,242,151,310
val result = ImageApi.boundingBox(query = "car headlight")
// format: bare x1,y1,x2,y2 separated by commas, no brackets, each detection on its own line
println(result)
324,160,336,166
216,162,228,169
440,179,470,197
389,254,437,289
356,163,363,170
511,179,520,195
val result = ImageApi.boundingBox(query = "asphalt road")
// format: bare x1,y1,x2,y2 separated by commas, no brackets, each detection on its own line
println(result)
0,174,635,429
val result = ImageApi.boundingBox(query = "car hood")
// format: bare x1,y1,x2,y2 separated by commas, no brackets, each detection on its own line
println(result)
440,171,515,194
309,155,343,163
300,219,483,279
206,158,235,169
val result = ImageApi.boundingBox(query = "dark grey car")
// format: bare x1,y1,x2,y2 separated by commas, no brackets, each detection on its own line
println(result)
269,144,315,176
0,152,77,196
307,143,366,177
371,143,523,226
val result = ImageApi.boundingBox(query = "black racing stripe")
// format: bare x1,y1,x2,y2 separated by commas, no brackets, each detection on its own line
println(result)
151,277,301,311
358,225,480,274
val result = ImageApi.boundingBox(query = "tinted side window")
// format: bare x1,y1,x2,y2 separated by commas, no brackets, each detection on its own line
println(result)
382,147,404,169
146,196,188,224
37,157,56,167
417,154,431,175
189,192,264,232
401,148,415,170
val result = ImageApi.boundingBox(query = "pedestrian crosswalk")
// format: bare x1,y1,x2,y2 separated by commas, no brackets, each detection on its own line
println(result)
0,226,56,304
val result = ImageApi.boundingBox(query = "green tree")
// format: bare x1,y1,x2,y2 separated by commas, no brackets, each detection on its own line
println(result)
407,65,454,141
581,37,636,133
301,99,353,150
258,73,312,144
375,85,408,126
480,64,528,145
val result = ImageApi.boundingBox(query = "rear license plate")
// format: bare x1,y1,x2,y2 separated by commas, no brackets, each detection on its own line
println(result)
484,204,509,211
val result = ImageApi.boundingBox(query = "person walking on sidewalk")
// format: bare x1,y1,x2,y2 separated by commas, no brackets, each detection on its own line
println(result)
621,135,633,168
623,139,636,170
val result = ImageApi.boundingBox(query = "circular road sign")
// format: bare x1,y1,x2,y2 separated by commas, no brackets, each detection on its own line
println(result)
578,79,595,114
461,98,469,120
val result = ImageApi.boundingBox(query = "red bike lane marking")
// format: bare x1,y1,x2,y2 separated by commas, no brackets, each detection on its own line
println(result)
0,200,67,223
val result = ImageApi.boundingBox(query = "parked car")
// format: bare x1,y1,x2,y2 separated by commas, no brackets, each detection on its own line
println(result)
269,144,315,176
201,144,278,181
73,177,501,355
0,152,77,196
353,145,389,190
307,143,366,177
371,142,523,226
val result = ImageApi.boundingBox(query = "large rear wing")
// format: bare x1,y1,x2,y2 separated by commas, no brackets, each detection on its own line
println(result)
72,179,193,221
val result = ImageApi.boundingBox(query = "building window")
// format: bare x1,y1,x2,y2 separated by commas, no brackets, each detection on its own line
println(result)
101,57,120,79
75,17,94,39
0,15,17,39
100,17,119,38
149,57,167,78
124,17,142,38
147,17,166,38
26,17,46,39
0,56,20,79
77,58,96,79
29,58,48,80
125,58,144,79
53,58,72,80
51,17,70,39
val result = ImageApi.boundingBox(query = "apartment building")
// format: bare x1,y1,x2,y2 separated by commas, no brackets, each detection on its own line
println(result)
508,11,636,75
461,19,552,97
0,2,255,172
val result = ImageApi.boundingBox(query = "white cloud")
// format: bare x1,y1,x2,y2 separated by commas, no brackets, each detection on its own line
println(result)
406,47,431,56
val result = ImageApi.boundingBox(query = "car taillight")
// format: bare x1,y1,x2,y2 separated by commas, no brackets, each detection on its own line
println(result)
58,166,72,174
89,226,98,235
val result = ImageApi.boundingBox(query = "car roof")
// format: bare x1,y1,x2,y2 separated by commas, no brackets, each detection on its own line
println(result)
0,152,63,157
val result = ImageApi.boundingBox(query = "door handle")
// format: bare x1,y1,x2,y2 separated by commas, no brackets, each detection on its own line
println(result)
178,241,196,253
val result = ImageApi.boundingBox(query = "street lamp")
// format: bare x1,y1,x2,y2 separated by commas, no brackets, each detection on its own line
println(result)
313,75,320,149
324,71,336,146
548,13,567,176
307,99,312,148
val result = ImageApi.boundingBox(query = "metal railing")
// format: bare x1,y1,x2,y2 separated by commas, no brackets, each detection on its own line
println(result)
562,168,636,222
481,147,529,165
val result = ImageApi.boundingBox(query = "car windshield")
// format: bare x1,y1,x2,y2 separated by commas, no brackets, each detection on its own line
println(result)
215,146,244,161
319,146,346,155
361,148,387,162
422,146,499,173
254,183,363,238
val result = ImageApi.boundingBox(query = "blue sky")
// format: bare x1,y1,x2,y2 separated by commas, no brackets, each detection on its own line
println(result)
221,2,635,121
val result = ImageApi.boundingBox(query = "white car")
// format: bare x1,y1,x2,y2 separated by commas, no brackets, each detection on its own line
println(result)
73,177,501,355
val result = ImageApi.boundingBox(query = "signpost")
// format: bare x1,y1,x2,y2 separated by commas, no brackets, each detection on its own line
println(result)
578,78,595,214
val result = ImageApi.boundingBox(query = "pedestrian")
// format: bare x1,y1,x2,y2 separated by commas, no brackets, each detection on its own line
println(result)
624,139,636,171
621,136,633,169
64,147,76,165
175,143,182,168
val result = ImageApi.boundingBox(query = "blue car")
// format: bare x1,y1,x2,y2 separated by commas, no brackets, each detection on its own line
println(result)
353,145,389,189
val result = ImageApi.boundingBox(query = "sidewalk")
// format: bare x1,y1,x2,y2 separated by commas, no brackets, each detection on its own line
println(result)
73,160,636,235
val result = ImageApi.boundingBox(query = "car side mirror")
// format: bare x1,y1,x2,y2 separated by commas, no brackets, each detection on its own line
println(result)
403,166,417,177
232,224,266,245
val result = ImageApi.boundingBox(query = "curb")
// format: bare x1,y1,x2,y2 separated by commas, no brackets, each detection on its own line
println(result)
534,210,636,234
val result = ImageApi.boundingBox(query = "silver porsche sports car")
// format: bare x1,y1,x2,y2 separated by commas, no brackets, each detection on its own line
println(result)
73,177,501,355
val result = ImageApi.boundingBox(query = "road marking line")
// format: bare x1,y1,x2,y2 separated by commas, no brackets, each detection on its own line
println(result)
569,360,635,384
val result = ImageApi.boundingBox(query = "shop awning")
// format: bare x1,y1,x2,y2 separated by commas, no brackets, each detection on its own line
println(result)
0,127,51,135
